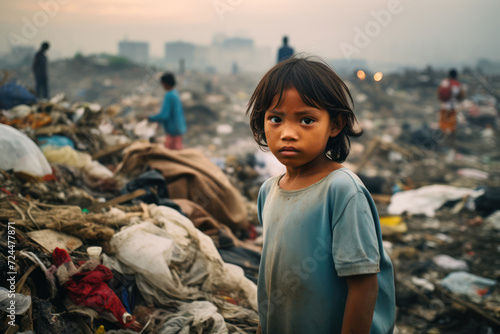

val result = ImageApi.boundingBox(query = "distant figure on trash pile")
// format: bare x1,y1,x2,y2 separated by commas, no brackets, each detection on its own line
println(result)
32,41,50,99
277,36,294,63
247,56,396,334
148,72,187,150
437,69,465,148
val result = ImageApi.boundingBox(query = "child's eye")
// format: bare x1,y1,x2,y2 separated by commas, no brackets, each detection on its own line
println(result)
269,116,281,123
301,118,315,125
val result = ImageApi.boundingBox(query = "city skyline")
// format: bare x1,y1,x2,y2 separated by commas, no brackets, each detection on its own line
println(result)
1,0,499,69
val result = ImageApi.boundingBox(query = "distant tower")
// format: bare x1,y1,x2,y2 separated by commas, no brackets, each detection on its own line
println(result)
118,40,149,64
179,59,185,74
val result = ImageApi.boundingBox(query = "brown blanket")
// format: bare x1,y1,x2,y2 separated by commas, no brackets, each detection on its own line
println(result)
116,142,248,231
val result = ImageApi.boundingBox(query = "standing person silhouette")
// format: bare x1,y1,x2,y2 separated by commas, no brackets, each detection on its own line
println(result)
33,42,50,99
277,36,294,63
437,68,465,150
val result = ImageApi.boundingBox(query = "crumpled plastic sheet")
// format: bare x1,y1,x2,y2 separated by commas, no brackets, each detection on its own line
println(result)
388,185,484,217
0,287,31,314
42,145,114,179
0,124,52,176
441,271,497,303
107,205,257,312
157,301,226,334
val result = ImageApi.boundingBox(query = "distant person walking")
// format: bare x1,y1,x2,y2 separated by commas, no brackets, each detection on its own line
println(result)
277,36,294,63
33,41,50,99
437,69,465,149
148,73,187,150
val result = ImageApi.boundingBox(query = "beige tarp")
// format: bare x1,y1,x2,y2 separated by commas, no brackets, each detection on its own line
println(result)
116,143,248,231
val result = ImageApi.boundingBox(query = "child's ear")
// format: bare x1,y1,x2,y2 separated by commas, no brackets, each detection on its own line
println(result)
330,114,345,138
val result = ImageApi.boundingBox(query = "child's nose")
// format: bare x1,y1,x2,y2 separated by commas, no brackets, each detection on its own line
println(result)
280,123,298,140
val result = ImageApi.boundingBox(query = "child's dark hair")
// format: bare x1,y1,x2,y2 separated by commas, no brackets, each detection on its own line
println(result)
161,72,176,86
246,56,363,163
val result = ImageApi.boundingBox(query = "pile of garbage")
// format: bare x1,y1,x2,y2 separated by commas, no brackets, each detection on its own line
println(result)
0,93,264,333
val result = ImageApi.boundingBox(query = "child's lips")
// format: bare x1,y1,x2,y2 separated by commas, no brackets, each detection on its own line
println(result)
279,147,300,156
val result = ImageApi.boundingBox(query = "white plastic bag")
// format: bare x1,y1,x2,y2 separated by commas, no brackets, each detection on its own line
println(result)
388,185,484,217
107,205,257,311
0,124,52,176
441,271,496,303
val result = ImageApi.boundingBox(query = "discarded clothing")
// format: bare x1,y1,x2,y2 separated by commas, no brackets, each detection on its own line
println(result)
109,270,143,314
52,248,133,328
117,144,248,231
121,169,183,213
218,246,260,284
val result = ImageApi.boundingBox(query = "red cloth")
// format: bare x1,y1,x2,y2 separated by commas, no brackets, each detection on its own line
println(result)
52,247,71,267
52,248,130,327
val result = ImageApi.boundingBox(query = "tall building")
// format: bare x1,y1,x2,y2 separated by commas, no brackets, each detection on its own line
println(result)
165,41,196,70
118,40,149,64
222,37,253,49
163,36,272,73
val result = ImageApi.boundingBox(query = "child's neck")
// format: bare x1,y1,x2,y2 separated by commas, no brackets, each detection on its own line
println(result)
280,159,344,191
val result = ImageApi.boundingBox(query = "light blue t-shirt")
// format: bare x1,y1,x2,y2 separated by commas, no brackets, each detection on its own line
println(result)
257,168,395,334
148,89,187,136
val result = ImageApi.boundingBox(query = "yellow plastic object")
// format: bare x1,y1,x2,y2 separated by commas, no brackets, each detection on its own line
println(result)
94,325,106,334
379,216,408,234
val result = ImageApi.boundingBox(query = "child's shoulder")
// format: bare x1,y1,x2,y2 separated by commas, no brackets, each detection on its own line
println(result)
325,168,366,197
258,168,367,197
259,174,281,192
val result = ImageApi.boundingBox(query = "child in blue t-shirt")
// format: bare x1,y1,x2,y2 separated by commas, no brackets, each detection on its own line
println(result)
247,56,395,334
148,72,187,150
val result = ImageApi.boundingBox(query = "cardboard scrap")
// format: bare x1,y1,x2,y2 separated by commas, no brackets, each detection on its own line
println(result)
27,229,82,253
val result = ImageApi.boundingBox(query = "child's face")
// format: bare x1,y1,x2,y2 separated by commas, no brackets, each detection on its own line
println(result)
264,87,340,169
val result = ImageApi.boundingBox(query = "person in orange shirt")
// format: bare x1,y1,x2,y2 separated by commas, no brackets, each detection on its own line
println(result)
437,69,465,149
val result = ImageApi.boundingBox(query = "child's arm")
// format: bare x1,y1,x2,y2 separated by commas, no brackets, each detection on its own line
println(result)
341,273,378,334
148,94,172,122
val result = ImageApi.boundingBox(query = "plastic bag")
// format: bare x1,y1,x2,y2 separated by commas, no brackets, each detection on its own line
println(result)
441,271,496,303
0,81,37,109
0,124,52,176
388,185,484,217
157,301,226,334
42,146,91,168
433,254,469,272
0,287,32,314
107,205,257,311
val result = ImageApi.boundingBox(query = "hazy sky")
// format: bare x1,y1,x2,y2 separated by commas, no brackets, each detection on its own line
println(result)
0,0,498,67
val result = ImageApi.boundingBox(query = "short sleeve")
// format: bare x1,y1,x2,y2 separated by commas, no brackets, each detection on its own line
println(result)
257,180,269,227
257,187,264,227
332,191,380,277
